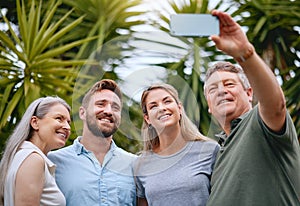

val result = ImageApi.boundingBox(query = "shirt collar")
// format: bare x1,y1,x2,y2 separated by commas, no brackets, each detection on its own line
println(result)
229,109,251,131
215,109,250,146
230,117,242,130
73,136,117,155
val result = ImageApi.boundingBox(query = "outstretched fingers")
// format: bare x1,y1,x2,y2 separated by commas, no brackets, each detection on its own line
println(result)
212,10,235,28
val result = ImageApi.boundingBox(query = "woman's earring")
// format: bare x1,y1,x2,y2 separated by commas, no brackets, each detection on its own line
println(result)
148,124,153,129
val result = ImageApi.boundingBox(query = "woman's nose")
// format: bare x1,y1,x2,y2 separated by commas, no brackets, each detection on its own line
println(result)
63,121,71,130
157,103,167,111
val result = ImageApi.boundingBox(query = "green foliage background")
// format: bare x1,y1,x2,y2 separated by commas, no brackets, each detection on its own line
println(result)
0,0,299,157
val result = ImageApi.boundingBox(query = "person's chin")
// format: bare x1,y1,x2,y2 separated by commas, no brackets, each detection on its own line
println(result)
100,128,116,138
54,141,66,150
215,109,235,120
218,104,236,113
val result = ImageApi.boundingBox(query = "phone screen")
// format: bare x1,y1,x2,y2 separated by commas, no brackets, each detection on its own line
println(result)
170,14,219,37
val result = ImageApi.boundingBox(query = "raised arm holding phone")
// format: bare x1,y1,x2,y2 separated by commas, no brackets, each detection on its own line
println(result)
204,10,300,206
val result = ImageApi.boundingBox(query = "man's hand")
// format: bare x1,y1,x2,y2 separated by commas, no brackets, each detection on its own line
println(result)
210,10,253,60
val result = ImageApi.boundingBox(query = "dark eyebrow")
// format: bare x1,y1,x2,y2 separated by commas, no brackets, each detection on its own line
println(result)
95,99,121,108
52,113,71,122
208,78,238,86
163,96,173,101
223,78,238,82
147,101,157,107
148,95,172,105
95,99,106,103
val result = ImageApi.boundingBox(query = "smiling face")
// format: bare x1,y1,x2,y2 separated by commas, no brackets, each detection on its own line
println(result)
143,88,182,134
81,89,121,138
31,103,71,152
205,71,253,124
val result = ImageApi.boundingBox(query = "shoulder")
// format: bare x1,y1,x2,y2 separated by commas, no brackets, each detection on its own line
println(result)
258,108,298,145
189,140,220,157
47,144,75,165
114,142,137,157
26,152,45,163
15,152,46,199
191,140,219,149
133,151,150,164
17,142,47,167
19,152,45,174
48,144,74,156
115,146,137,160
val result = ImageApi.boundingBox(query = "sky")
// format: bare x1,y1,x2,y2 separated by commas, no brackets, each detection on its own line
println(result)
116,0,231,101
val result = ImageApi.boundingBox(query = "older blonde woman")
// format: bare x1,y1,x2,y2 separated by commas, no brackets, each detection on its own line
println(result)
0,96,71,206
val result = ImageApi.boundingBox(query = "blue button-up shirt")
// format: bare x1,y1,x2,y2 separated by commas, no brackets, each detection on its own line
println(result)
48,137,137,206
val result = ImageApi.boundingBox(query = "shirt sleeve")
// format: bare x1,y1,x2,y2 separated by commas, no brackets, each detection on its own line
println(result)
135,175,146,198
257,107,298,147
133,157,146,198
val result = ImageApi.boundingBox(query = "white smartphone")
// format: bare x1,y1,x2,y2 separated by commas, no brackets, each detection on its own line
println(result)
170,14,219,37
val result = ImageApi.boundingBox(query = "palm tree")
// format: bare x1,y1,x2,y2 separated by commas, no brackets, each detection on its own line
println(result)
2,0,298,155
55,0,145,152
122,0,300,140
0,0,146,154
0,0,94,150
119,0,228,138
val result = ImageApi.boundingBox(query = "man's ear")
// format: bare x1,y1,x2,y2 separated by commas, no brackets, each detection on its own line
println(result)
79,106,86,120
246,87,253,103
30,116,39,130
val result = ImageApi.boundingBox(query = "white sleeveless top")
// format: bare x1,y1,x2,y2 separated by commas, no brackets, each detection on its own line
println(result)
4,141,66,206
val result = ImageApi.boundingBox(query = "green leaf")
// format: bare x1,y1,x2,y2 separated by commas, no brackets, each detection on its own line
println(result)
0,86,23,128
253,16,267,36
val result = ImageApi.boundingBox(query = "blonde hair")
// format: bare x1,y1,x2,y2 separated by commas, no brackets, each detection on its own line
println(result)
0,96,70,205
140,83,209,151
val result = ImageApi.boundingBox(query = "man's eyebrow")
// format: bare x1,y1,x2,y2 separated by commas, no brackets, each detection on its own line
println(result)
206,81,220,87
223,78,237,82
95,99,106,103
208,78,237,85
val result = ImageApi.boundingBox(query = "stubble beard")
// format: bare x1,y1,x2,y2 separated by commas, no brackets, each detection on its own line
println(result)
86,113,118,138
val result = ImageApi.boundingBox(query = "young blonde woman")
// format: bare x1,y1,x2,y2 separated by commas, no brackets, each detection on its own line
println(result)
0,96,71,206
134,83,220,206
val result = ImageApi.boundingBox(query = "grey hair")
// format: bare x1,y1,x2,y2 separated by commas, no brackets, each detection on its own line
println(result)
203,61,251,98
0,96,70,205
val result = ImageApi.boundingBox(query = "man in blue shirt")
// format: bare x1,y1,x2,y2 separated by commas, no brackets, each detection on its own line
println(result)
48,79,137,206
